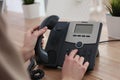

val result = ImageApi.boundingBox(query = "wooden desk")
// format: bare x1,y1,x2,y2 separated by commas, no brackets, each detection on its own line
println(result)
3,11,120,80
39,65,102,80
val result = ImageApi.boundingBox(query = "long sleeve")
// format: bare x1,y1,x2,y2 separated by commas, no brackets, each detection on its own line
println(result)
0,15,30,80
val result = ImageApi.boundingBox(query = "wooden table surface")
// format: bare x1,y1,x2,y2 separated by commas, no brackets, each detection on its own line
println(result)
2,11,120,80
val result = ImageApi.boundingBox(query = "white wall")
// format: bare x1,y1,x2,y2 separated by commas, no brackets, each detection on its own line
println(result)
6,0,45,16
47,0,92,21
6,0,22,13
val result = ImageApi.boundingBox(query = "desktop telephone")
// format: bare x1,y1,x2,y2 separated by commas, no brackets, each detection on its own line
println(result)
28,15,102,80
34,15,102,71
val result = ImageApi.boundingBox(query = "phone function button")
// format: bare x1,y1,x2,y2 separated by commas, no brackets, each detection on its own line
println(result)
73,35,77,37
75,41,83,48
82,35,85,37
66,48,71,55
86,35,90,37
78,35,81,37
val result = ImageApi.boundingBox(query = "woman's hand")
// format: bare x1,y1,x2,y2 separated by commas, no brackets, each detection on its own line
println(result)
62,49,89,80
22,26,47,62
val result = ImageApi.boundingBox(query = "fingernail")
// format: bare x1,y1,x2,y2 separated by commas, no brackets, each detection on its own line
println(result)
74,49,78,52
44,27,48,29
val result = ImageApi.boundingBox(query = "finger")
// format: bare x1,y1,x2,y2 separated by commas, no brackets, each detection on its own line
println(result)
74,55,80,62
41,39,44,47
69,49,78,59
29,26,39,33
65,54,68,59
42,39,44,44
83,62,89,69
79,56,84,65
63,54,68,62
37,27,48,36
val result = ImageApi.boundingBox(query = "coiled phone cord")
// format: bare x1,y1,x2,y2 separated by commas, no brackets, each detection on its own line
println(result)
28,58,45,80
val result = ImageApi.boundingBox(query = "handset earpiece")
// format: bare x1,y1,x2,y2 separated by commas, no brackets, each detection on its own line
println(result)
35,15,59,64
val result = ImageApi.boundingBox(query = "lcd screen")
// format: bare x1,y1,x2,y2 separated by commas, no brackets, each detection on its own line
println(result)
74,24,93,34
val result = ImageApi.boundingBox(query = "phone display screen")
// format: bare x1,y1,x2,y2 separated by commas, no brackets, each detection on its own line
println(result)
74,24,93,34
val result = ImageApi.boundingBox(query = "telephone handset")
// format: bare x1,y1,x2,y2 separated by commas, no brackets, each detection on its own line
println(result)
28,16,59,80
34,15,59,64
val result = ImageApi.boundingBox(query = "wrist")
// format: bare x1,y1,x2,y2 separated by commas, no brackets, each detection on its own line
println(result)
22,46,35,62
22,46,33,54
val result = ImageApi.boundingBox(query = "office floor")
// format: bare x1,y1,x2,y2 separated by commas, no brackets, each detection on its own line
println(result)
2,11,120,80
